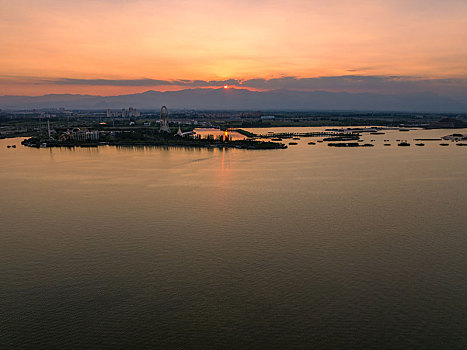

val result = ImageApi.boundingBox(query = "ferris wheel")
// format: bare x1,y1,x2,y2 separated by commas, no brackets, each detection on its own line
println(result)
159,105,170,132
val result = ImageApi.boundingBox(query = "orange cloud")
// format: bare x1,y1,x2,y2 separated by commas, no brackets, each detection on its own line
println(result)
1,0,466,95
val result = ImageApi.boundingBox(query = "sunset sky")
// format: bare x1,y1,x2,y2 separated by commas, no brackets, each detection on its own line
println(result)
1,0,466,96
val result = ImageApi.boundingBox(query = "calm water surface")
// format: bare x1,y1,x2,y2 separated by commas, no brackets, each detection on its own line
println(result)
1,128,466,349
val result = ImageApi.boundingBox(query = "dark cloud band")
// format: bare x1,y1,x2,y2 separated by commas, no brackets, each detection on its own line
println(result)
1,75,467,98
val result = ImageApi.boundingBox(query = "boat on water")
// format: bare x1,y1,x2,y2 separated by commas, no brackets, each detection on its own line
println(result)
415,143,425,146
440,143,449,146
398,142,410,146
289,142,298,145
384,143,391,146
292,137,300,140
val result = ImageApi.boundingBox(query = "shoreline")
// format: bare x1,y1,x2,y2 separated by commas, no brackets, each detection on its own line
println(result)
20,138,288,150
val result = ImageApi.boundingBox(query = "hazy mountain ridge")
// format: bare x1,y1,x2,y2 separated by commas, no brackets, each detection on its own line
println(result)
1,88,466,112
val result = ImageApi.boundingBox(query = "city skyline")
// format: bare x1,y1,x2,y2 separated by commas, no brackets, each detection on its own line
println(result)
1,0,466,97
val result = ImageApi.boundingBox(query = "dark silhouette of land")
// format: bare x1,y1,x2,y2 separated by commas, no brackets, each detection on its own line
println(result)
2,88,467,112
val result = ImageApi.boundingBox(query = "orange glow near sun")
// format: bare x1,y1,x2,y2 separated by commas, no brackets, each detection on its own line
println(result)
224,85,228,89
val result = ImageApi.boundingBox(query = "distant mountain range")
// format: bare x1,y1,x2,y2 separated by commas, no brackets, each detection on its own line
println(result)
1,88,467,112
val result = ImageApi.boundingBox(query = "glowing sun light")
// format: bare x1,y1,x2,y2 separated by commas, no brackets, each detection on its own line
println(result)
223,85,228,89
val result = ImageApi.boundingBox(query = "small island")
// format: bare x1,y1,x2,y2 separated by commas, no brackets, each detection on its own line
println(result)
19,106,289,150
21,127,287,150
327,142,373,147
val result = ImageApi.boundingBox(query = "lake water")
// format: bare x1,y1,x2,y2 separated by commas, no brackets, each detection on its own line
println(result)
1,128,466,349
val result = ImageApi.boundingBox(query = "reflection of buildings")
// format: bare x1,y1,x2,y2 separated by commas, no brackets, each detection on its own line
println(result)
107,107,140,118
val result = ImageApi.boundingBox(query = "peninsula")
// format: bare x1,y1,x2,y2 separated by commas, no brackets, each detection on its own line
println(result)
21,127,287,150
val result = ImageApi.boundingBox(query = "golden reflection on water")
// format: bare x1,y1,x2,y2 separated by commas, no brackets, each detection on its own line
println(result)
0,128,466,348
